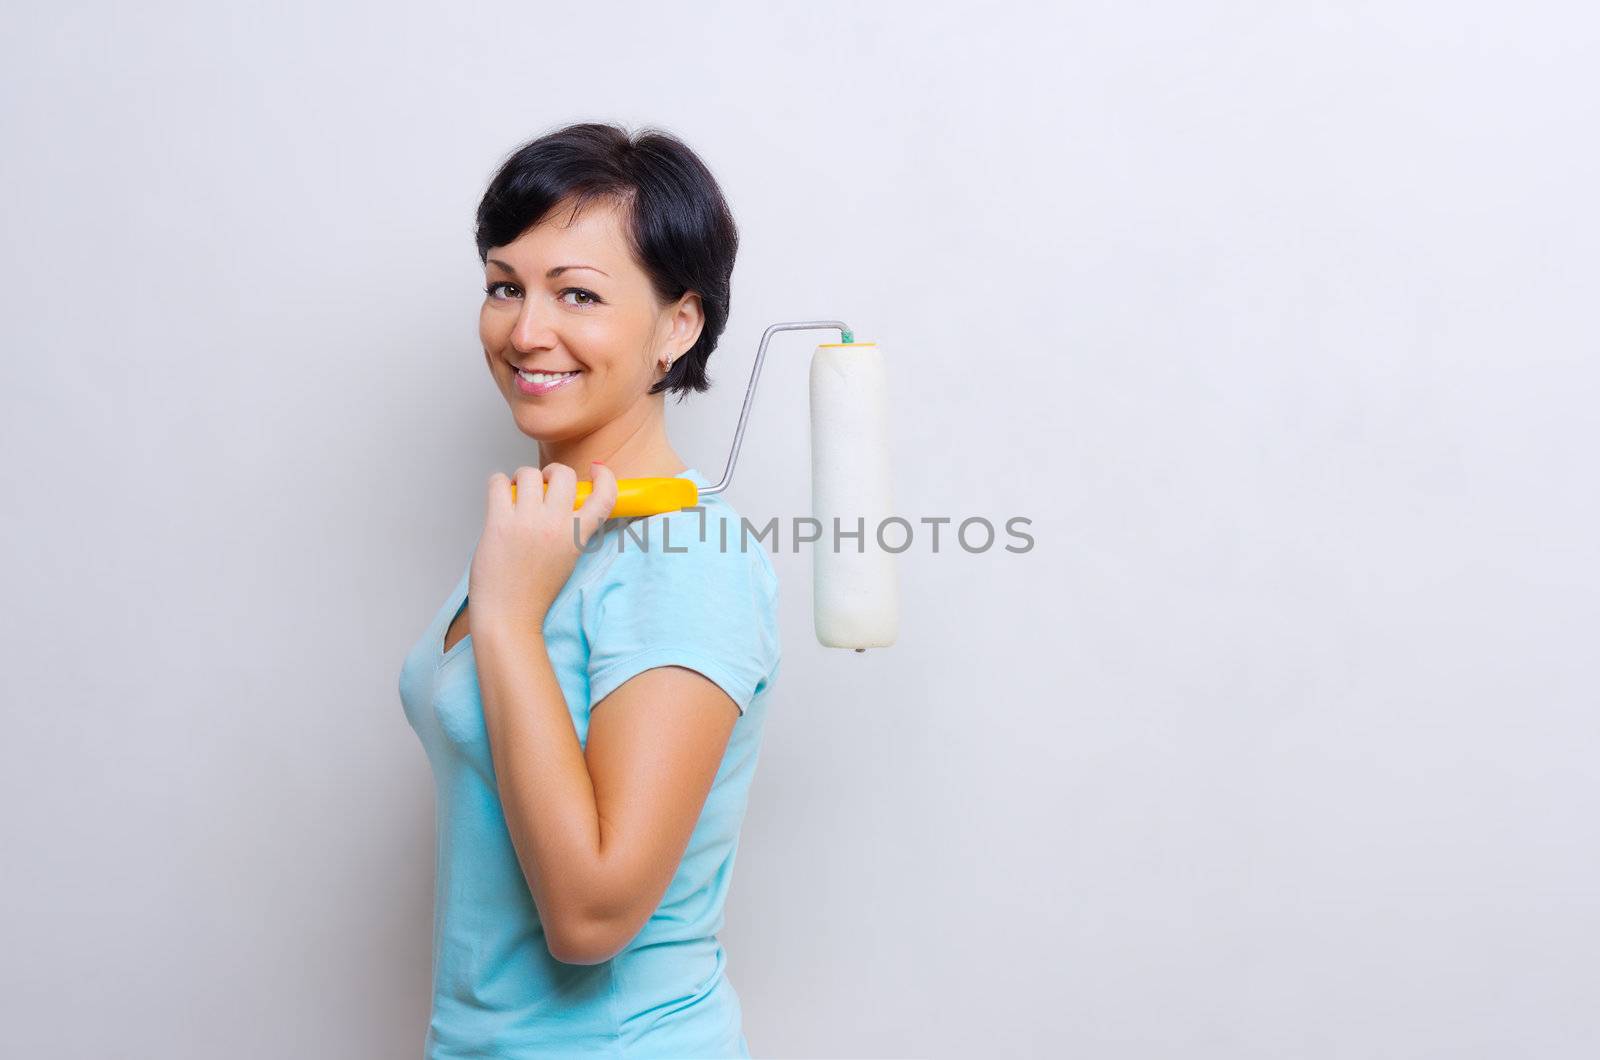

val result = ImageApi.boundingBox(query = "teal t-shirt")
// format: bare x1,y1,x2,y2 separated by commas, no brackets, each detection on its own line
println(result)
398,468,781,1058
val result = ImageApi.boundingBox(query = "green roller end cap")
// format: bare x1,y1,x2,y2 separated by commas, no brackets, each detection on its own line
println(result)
841,328,855,344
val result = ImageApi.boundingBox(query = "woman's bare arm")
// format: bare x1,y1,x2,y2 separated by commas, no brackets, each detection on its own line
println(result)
579,663,740,958
474,617,738,965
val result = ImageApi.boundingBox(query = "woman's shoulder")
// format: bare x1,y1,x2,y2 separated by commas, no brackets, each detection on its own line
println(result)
602,495,772,585
594,471,769,567
575,489,781,670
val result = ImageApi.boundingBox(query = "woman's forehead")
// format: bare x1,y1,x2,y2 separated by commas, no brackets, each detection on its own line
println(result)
498,198,630,265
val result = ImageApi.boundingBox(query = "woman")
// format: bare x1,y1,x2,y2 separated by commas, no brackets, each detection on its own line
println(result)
398,122,782,1059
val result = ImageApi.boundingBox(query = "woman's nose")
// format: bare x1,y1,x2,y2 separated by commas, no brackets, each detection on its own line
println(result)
510,303,558,351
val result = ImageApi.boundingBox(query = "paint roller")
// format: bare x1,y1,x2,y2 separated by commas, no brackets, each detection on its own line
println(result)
511,321,899,651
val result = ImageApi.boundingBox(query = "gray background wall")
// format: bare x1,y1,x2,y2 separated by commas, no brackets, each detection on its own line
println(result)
3,2,1597,1057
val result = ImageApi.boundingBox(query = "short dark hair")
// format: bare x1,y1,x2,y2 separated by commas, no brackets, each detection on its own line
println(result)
475,122,740,400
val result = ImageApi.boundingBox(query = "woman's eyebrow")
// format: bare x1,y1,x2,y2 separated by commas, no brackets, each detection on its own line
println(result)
486,258,611,279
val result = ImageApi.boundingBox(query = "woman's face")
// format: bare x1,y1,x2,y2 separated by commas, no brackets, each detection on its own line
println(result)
479,196,702,443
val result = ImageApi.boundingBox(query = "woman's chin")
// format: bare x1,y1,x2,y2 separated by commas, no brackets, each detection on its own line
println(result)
511,407,580,443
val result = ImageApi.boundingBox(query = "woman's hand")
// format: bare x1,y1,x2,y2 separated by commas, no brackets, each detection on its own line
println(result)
469,461,619,635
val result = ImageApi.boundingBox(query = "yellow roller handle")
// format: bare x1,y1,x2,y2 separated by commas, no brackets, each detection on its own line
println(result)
509,476,700,518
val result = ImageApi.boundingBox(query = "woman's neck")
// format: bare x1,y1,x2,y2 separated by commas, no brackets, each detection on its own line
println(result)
536,399,688,481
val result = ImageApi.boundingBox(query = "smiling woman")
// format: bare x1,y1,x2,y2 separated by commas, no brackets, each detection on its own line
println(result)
396,123,778,1059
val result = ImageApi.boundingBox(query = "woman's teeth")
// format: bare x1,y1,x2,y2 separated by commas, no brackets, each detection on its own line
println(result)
516,369,580,383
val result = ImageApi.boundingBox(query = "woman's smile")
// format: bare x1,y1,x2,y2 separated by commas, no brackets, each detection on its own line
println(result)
510,364,584,396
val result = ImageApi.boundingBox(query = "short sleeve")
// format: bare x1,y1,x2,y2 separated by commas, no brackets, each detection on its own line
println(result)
580,507,781,717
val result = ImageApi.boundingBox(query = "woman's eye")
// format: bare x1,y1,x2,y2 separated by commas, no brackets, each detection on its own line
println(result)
484,282,519,299
561,288,601,307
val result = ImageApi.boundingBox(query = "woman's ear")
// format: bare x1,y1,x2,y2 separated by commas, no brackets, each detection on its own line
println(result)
671,292,704,354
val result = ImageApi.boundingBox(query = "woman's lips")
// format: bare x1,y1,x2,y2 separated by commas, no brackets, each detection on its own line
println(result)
512,369,581,396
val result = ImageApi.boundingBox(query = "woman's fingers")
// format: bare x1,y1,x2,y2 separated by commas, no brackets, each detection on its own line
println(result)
541,463,578,515
504,462,608,549
487,471,514,521
511,465,544,520
575,462,619,545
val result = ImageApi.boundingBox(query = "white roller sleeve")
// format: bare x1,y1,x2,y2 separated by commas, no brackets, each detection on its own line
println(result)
809,342,899,649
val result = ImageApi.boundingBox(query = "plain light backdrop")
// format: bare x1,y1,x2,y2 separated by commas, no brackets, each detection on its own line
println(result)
3,2,1597,1058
